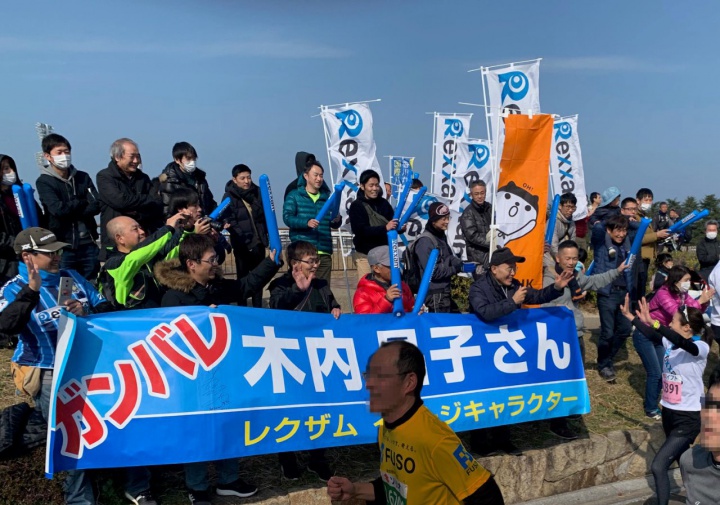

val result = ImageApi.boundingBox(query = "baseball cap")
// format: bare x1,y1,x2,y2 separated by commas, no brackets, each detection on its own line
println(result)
13,227,70,255
489,247,526,267
367,246,390,267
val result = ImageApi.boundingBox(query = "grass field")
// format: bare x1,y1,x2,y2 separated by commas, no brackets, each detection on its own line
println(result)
1,318,718,505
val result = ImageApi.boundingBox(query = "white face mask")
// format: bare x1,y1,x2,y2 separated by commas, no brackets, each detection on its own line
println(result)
640,203,651,212
182,160,196,173
679,281,691,293
707,232,718,240
52,154,72,170
2,171,17,185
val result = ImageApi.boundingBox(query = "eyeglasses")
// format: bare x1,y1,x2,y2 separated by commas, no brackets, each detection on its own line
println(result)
622,207,637,212
196,256,219,265
362,371,409,381
32,249,63,257
295,257,320,265
561,204,577,210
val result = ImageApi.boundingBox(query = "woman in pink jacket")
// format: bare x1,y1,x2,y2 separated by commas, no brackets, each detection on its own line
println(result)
634,265,714,419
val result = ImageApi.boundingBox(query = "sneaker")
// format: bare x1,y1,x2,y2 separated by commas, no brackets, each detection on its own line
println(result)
646,410,662,421
124,491,157,505
599,367,617,382
307,460,334,481
499,440,523,456
187,489,211,505
281,460,301,481
216,479,258,498
549,422,579,440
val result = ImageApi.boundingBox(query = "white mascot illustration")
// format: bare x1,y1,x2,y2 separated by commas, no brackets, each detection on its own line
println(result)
495,181,539,246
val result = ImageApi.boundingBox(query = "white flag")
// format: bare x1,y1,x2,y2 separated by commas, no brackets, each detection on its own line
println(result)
321,103,383,229
450,139,494,212
484,60,541,144
431,113,472,200
398,192,466,260
550,115,588,219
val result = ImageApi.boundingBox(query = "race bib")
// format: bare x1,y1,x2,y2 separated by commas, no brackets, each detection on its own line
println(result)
662,373,683,404
381,471,407,505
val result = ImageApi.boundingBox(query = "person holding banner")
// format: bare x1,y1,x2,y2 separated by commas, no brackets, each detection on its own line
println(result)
349,169,398,279
460,180,492,272
36,133,102,281
283,159,341,283
414,202,464,313
591,214,634,382
268,240,339,481
353,245,414,314
0,227,113,505
327,340,505,505
222,164,269,307
0,154,24,286
155,234,280,503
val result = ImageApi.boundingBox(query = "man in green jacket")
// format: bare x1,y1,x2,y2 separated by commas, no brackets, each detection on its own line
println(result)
282,159,340,282
97,212,209,309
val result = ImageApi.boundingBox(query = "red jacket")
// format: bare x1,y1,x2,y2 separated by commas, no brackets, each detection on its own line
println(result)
353,274,415,314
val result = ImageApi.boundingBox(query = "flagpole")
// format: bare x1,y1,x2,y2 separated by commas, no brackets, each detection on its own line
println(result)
429,112,438,194
318,105,354,313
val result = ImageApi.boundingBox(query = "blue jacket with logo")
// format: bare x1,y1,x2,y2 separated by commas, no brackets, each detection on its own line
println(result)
0,264,110,368
591,223,633,297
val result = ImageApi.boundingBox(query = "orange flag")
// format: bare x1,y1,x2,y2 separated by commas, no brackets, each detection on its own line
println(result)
495,114,553,289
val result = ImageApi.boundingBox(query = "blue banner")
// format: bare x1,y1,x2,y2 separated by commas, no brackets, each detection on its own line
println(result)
47,306,589,475
390,157,413,200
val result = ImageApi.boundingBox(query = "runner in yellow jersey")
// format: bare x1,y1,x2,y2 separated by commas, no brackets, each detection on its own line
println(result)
327,340,505,504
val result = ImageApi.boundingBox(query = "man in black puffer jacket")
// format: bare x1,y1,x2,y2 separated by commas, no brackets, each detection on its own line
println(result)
223,163,269,307
157,142,217,217
155,234,279,503
36,133,102,280
96,138,163,259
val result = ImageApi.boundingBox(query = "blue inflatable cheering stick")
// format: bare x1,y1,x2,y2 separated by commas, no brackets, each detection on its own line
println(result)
259,175,283,265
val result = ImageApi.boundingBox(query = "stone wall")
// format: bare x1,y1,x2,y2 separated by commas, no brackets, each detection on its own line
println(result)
248,425,665,504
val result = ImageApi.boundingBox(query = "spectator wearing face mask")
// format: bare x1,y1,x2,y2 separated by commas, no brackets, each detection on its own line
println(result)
36,133,102,281
0,154,26,285
634,188,670,300
157,142,217,218
696,220,720,281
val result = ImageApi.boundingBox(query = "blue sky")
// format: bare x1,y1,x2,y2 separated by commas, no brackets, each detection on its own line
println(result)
1,0,718,208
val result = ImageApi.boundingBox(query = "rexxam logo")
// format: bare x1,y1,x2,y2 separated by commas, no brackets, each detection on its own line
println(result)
468,144,490,169
498,71,529,103
336,109,363,138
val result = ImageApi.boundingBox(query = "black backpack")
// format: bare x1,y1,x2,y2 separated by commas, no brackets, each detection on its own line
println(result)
401,233,439,294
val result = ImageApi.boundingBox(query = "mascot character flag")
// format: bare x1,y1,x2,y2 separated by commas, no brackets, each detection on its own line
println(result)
495,114,553,288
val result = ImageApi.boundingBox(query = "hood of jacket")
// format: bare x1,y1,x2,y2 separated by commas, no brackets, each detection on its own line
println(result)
39,163,77,185
294,151,317,177
154,258,197,293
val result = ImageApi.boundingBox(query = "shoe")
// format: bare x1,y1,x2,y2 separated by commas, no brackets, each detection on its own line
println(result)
646,410,662,421
216,479,258,498
125,491,157,505
499,440,523,456
307,460,334,481
187,489,211,505
599,367,617,382
281,461,301,481
549,422,579,440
